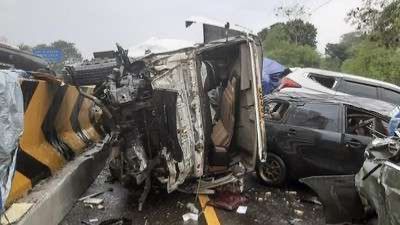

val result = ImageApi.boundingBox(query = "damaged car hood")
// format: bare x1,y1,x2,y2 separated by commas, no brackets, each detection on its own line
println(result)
356,137,400,225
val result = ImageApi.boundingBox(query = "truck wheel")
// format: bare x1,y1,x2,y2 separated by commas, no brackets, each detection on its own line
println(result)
257,153,287,186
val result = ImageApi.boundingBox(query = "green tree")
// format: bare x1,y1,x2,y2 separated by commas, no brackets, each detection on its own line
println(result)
341,40,400,85
322,32,365,70
260,20,320,68
49,40,82,63
274,3,311,21
348,0,400,47
266,41,320,67
32,40,82,73
320,57,342,71
286,19,317,47
373,1,400,47
341,1,400,84
347,0,393,31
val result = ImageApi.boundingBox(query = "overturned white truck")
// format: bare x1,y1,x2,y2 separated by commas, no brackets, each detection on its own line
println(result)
66,21,266,210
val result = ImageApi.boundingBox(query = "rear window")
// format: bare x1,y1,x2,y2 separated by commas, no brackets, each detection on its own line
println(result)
287,103,340,132
338,80,378,99
309,73,336,89
381,88,400,105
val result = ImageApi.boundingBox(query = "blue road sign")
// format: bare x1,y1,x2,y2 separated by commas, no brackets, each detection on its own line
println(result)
33,48,64,63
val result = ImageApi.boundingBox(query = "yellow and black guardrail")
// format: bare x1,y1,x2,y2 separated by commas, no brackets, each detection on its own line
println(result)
6,78,103,206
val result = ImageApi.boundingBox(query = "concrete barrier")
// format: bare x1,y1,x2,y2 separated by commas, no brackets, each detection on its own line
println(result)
16,138,110,225
6,79,104,206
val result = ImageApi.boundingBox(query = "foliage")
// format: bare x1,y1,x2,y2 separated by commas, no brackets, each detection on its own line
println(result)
320,57,342,72
259,19,320,67
322,32,365,70
259,20,317,48
348,0,400,47
326,1,400,84
44,40,83,64
274,3,311,21
373,1,400,47
266,41,320,68
347,0,392,31
286,19,317,47
341,40,400,85
18,40,83,74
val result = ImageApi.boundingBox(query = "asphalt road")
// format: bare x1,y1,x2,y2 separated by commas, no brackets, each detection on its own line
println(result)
61,165,325,225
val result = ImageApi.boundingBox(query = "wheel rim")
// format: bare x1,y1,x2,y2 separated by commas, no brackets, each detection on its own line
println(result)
260,158,282,183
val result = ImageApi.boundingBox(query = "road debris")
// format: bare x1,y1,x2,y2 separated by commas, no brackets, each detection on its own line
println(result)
209,191,248,211
79,188,113,201
186,202,199,214
286,191,297,196
289,218,303,225
255,191,272,202
294,209,304,217
98,218,132,225
182,213,199,222
83,197,104,205
236,206,248,214
301,196,322,206
0,202,33,224
89,218,99,223
176,201,185,208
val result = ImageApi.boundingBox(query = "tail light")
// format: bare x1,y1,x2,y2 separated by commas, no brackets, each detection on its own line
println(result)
279,77,302,90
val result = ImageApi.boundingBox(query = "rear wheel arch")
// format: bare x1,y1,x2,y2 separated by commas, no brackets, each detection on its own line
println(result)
256,152,288,186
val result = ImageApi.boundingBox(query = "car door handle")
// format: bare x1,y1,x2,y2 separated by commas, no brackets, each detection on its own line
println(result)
288,128,296,136
346,139,362,149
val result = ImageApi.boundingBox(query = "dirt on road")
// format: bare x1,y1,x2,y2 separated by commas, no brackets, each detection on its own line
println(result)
61,165,325,225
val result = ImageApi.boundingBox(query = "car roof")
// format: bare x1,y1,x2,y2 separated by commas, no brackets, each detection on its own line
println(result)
293,68,400,91
267,92,397,119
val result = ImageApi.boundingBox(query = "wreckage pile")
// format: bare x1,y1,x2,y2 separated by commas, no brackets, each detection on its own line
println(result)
65,27,265,211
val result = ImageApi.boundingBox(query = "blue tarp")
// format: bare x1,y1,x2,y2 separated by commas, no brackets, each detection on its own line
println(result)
389,110,400,136
262,58,286,95
0,70,23,212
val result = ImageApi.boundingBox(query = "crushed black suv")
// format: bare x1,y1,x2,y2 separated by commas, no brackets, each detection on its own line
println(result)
257,92,397,186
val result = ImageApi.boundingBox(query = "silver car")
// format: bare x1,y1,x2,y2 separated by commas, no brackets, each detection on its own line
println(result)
279,68,400,105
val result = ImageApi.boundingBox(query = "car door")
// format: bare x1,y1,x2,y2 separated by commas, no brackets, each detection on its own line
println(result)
264,100,291,155
277,102,344,178
341,106,376,173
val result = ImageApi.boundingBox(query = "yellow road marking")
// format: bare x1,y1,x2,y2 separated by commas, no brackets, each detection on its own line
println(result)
198,195,221,225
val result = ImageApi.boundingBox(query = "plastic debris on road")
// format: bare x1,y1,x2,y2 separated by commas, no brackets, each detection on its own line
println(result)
236,206,247,214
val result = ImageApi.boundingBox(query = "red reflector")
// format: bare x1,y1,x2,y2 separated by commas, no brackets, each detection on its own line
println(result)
279,77,302,89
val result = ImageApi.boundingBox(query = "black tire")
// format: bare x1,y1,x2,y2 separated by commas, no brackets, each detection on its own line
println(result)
256,153,287,186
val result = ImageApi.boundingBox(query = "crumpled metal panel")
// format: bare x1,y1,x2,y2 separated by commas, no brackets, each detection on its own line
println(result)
356,160,400,225
300,175,364,224
0,70,24,211
151,50,205,192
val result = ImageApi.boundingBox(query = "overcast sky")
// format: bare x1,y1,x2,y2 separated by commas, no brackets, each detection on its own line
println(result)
0,0,361,58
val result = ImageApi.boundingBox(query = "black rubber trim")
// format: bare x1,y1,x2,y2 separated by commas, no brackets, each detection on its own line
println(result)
41,85,75,160
20,80,39,112
70,94,91,144
15,147,51,185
